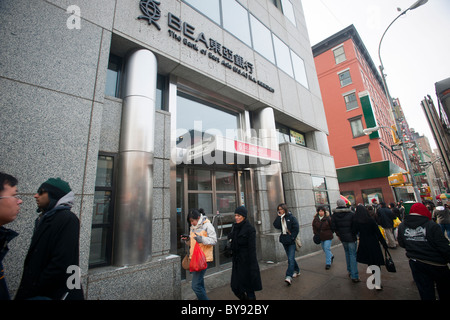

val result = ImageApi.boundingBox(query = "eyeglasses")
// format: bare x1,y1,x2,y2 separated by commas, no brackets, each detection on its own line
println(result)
0,195,22,200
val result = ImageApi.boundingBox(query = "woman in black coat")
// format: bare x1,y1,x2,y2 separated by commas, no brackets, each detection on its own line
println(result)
229,206,262,300
353,205,388,290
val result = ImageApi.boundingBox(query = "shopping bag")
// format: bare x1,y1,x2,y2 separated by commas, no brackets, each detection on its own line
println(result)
378,226,386,239
189,242,207,272
393,217,401,228
182,253,190,270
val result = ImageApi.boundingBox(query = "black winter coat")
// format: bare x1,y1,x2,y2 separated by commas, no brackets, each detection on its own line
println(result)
377,207,394,229
353,219,388,266
331,207,357,242
230,220,262,293
15,206,84,300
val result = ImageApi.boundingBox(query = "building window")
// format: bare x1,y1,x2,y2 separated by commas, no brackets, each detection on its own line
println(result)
156,74,167,111
333,46,346,64
276,123,306,147
349,117,364,137
280,0,296,26
183,0,221,24
312,176,330,211
222,0,251,46
273,35,294,77
344,92,358,110
89,154,116,268
291,51,309,88
354,145,371,164
338,70,352,87
250,15,275,63
105,54,122,98
362,188,384,205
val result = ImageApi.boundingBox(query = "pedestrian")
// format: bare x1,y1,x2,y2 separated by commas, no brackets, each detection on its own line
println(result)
432,202,450,239
376,202,396,248
229,206,262,300
312,206,334,269
353,205,388,290
15,178,84,300
398,203,450,300
331,198,359,282
366,205,377,221
273,203,300,285
0,172,22,300
397,201,405,221
181,208,217,300
371,198,379,211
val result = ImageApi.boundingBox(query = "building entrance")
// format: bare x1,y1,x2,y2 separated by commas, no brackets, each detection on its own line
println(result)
176,166,254,279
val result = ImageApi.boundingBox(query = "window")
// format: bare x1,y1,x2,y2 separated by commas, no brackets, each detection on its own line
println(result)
156,74,167,111
105,55,122,98
176,92,240,149
362,188,384,205
276,123,306,147
344,92,358,110
349,117,364,137
338,70,352,87
273,35,293,77
291,50,308,88
222,0,251,46
250,15,275,63
89,154,116,268
183,0,221,24
354,145,371,164
280,0,296,26
312,176,330,211
333,46,346,64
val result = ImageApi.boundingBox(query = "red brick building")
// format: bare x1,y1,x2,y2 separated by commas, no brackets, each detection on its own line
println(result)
312,25,412,205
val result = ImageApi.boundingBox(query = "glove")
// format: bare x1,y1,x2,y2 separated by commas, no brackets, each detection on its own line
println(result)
194,235,203,243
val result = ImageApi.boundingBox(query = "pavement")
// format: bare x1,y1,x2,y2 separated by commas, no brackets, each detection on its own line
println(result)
204,244,421,300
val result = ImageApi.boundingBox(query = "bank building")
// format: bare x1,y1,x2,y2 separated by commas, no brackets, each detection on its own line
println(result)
1,0,339,299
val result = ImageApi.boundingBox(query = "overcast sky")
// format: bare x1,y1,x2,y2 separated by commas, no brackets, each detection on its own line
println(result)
301,0,450,150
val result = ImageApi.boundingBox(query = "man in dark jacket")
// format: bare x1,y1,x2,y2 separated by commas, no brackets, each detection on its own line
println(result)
377,202,396,248
398,203,450,300
0,172,22,300
331,199,359,282
15,178,84,300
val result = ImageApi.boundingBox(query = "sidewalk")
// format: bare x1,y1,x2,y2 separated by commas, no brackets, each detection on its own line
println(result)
205,244,421,300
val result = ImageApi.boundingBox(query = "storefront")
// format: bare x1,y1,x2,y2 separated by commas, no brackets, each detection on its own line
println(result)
1,0,339,299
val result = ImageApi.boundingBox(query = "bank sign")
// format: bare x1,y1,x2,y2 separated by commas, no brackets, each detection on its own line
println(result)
138,0,275,93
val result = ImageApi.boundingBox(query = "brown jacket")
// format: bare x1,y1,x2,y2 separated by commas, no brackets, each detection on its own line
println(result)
312,213,334,241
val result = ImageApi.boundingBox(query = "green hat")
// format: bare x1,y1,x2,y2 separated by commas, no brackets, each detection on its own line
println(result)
38,178,71,201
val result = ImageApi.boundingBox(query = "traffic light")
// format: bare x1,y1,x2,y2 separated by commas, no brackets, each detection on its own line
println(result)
391,125,401,144
388,173,405,186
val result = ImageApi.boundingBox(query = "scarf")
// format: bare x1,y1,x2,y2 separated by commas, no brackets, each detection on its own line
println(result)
281,214,288,235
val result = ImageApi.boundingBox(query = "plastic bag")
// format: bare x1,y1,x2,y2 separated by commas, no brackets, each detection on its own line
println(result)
189,242,207,272
393,217,401,228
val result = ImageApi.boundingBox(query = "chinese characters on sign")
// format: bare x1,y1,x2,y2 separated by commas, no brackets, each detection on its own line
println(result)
137,0,274,93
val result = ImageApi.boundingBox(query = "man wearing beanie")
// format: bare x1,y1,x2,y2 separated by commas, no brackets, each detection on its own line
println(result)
15,178,84,300
398,203,450,300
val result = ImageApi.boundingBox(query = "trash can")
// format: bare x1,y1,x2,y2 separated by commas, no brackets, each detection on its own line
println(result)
403,201,416,215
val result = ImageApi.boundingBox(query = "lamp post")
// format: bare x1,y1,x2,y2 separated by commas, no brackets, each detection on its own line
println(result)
363,125,421,201
376,0,428,202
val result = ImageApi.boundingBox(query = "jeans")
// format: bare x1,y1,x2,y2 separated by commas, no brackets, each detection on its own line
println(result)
283,243,299,278
191,269,208,300
321,239,333,265
409,259,450,300
342,241,358,279
440,223,450,239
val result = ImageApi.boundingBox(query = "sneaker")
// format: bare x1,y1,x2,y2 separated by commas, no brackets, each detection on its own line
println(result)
351,278,361,283
325,264,331,270
285,276,292,286
292,271,300,278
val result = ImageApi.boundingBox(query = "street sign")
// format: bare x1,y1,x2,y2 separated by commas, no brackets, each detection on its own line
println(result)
404,141,416,148
391,144,402,151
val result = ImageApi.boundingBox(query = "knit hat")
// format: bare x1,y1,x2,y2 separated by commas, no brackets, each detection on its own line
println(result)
234,206,248,218
371,198,378,203
336,199,346,207
38,178,71,202
409,203,432,220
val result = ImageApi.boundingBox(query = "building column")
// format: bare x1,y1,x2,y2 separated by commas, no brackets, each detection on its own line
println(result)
114,49,157,266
